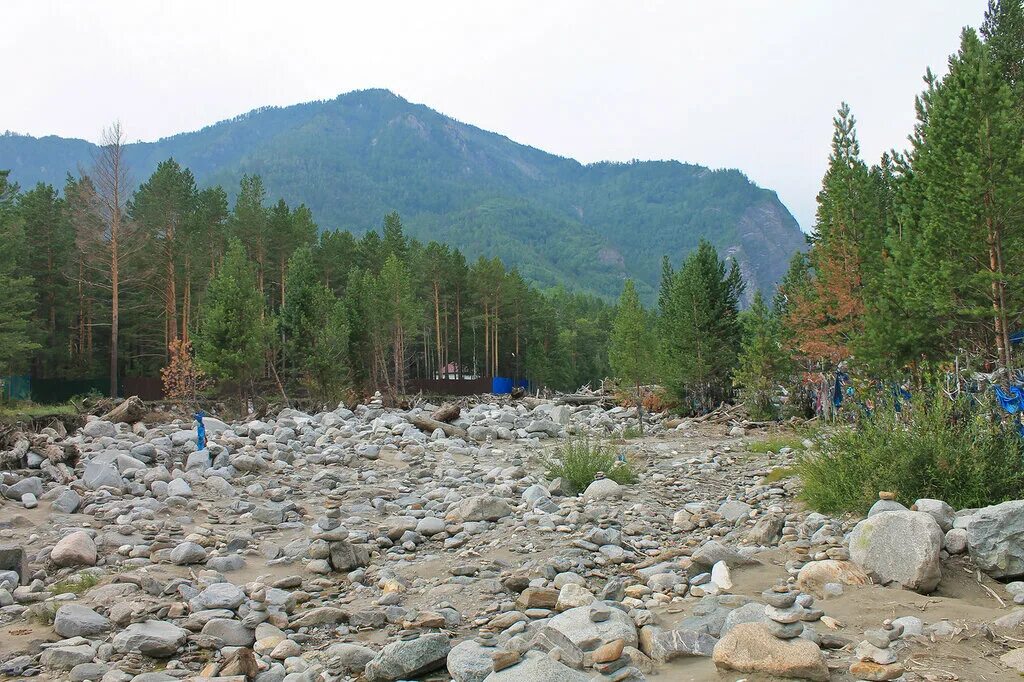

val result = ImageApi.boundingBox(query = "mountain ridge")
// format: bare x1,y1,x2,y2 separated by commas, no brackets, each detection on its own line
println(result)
1,88,806,302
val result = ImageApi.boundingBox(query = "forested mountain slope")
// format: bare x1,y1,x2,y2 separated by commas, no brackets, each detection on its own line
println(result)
1,89,805,300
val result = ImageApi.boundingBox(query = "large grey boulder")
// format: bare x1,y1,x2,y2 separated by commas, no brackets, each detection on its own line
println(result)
169,541,207,565
3,477,43,500
201,618,255,646
190,582,245,611
54,604,112,638
849,510,943,592
447,639,495,682
967,500,1024,579
456,495,512,522
363,633,451,682
112,620,188,657
323,642,375,673
51,488,82,514
913,498,955,532
546,604,638,648
583,478,622,501
82,419,116,438
83,461,122,490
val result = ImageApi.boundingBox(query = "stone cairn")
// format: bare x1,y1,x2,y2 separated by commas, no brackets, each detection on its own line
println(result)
763,580,827,642
763,583,805,639
850,619,904,680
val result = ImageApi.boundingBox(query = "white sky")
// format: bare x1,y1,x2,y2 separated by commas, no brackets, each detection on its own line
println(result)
3,1,987,230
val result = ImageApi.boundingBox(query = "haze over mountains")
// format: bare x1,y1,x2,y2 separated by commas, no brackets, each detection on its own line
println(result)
0,88,805,301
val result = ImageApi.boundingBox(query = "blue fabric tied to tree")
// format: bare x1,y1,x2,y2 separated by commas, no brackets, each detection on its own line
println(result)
194,410,207,450
994,386,1024,438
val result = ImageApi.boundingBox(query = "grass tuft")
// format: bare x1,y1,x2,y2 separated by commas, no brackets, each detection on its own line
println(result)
51,572,100,595
746,435,806,454
545,436,637,494
762,466,798,484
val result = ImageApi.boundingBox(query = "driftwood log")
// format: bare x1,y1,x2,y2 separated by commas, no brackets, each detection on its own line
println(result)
411,414,468,439
556,394,606,406
100,396,147,424
430,402,461,423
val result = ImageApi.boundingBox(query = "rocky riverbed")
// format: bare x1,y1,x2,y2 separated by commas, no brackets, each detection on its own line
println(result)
1,395,1024,681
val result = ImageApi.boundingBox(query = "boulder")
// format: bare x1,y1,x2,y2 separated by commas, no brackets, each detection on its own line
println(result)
51,531,97,567
547,604,638,648
967,500,1024,579
447,639,495,682
582,478,622,501
849,511,943,592
692,540,757,568
4,476,43,500
913,498,955,532
51,488,82,514
169,541,207,565
713,622,829,681
639,625,717,661
796,560,868,597
456,496,512,522
201,618,255,646
364,633,451,682
329,541,370,571
323,642,375,673
112,620,188,657
82,461,122,490
190,582,245,611
82,419,116,438
54,604,112,638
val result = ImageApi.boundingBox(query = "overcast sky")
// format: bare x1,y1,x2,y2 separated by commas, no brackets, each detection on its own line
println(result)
4,1,988,230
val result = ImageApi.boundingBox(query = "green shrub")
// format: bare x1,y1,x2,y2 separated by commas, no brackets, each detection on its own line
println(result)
798,394,1024,514
545,437,637,494
620,426,642,440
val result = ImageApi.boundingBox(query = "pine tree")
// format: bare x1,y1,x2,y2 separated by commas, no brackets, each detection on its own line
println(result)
129,159,198,356
658,240,744,413
18,182,72,376
609,279,653,430
280,245,350,400
0,172,39,382
195,238,272,404
734,291,789,419
231,175,270,299
982,0,1024,104
903,29,1024,372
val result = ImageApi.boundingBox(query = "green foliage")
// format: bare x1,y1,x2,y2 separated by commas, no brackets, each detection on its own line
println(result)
734,292,789,419
545,437,637,494
798,395,1024,514
280,246,350,402
0,171,39,373
657,240,743,414
194,239,272,395
609,280,654,390
51,572,100,595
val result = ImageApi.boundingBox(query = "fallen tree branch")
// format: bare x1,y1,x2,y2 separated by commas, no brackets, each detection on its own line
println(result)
411,414,467,439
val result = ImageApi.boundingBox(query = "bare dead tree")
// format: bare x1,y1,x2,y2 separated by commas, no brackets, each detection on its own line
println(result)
80,122,147,397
